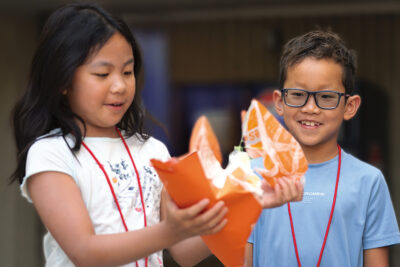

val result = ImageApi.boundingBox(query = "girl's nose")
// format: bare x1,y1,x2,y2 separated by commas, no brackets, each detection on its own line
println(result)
110,75,127,94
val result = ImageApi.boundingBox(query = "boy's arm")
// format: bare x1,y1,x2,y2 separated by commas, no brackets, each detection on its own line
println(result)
245,242,253,267
364,247,389,267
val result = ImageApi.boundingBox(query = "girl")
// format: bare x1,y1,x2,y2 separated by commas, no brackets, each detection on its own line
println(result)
11,3,302,267
11,3,227,266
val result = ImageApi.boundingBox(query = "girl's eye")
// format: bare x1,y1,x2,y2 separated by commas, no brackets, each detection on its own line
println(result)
124,71,133,76
94,73,109,78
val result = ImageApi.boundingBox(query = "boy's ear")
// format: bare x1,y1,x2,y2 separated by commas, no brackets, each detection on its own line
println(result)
343,94,361,120
273,89,284,116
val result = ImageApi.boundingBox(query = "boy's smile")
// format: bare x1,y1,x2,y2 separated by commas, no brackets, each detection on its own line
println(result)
274,57,360,163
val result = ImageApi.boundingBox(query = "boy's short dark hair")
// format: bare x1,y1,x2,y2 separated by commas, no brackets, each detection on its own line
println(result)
279,30,357,95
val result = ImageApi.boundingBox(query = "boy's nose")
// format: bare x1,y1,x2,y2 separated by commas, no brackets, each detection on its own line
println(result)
301,94,320,113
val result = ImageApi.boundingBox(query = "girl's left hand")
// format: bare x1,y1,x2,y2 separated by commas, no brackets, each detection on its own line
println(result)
162,190,228,241
258,177,303,209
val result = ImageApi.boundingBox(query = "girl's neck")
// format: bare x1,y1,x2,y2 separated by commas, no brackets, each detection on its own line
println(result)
77,121,120,138
86,128,120,138
301,143,339,164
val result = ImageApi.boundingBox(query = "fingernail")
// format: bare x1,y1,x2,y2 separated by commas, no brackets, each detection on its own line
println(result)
201,199,210,205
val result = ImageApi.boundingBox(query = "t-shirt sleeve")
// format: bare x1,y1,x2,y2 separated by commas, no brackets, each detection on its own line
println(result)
155,139,171,161
20,137,76,203
363,172,400,249
145,137,171,162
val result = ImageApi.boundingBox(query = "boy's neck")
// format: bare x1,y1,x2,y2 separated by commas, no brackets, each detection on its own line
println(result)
301,143,340,164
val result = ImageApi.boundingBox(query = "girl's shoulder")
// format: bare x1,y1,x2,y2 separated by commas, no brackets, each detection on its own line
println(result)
30,128,74,154
22,129,77,202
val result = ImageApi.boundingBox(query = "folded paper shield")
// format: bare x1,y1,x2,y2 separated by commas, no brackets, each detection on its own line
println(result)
151,99,307,266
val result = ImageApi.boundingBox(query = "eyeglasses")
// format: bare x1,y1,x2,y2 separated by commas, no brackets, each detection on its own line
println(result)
281,88,348,110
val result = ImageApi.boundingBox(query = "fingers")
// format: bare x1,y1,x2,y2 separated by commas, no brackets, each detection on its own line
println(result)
196,201,228,235
260,180,284,209
205,216,228,235
260,177,275,193
276,178,295,202
186,200,227,234
294,180,304,202
178,198,210,220
165,198,228,240
276,177,303,202
260,177,303,209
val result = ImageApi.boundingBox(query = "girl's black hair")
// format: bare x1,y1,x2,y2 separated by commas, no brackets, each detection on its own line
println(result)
10,2,147,184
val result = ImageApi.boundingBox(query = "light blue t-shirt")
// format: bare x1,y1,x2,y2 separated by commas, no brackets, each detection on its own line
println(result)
249,148,400,267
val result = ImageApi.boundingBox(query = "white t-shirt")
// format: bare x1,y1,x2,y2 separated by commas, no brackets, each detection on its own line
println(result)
21,129,170,267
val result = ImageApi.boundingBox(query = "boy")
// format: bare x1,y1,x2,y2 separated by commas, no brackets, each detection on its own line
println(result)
246,30,400,267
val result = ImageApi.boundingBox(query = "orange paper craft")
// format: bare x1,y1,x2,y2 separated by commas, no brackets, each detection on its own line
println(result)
151,116,262,267
242,99,308,186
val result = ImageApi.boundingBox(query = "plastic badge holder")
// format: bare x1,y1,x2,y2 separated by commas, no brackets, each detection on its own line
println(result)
151,99,307,266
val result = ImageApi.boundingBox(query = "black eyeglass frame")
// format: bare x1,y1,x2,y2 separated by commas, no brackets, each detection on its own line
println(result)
280,88,349,110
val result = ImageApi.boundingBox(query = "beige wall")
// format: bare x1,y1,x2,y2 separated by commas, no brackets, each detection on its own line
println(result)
0,16,44,267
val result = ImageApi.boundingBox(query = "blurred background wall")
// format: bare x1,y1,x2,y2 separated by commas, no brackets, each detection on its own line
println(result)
1,0,400,266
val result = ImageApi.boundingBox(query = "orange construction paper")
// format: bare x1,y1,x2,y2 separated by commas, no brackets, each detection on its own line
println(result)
151,116,262,267
189,116,223,164
242,99,308,186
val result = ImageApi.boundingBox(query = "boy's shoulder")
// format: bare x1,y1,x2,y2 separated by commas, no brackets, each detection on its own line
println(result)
341,149,382,175
340,149,385,186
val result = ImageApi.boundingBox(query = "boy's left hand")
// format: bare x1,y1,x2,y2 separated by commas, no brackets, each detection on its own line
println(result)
258,177,303,209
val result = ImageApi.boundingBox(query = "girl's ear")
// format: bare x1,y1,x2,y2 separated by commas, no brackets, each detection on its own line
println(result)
273,89,284,116
62,89,68,95
344,94,361,121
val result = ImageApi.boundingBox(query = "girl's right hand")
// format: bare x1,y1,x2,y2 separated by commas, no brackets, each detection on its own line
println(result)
161,190,228,241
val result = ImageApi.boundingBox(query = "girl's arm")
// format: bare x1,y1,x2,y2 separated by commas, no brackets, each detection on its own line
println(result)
161,189,228,266
244,243,253,267
364,247,389,267
28,171,227,267
166,236,212,266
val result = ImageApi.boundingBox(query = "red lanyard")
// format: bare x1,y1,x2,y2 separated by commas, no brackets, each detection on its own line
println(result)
287,144,341,267
81,127,148,267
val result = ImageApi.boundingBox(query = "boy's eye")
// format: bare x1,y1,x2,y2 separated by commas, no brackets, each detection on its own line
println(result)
319,93,336,99
289,92,306,97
